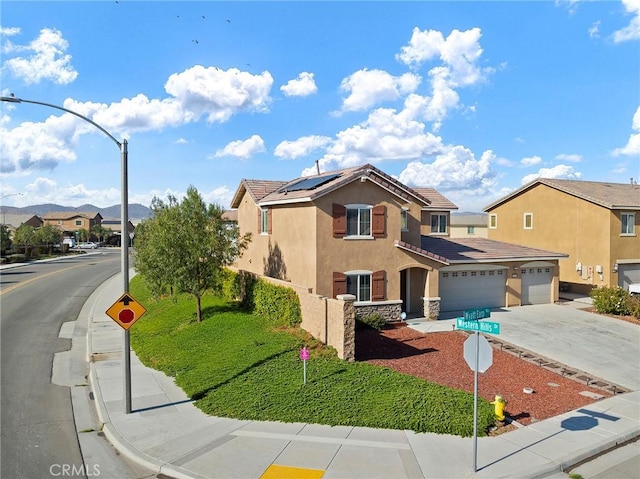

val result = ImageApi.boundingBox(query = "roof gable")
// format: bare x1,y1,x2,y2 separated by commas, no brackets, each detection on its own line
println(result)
484,178,640,211
255,164,438,207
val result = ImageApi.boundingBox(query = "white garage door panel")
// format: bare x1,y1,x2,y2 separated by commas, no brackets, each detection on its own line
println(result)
521,267,552,305
618,264,640,290
439,269,506,312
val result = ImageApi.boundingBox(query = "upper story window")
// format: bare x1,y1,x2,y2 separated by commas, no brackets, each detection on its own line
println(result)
430,213,447,234
347,205,372,236
259,208,272,234
467,225,475,235
75,220,82,226
524,213,533,229
333,203,385,238
489,214,497,229
401,208,408,231
621,212,636,235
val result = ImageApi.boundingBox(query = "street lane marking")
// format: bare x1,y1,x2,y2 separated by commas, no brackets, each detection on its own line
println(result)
261,465,324,479
0,258,113,295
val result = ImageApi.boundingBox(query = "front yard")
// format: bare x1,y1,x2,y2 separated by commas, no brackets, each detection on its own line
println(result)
128,276,494,437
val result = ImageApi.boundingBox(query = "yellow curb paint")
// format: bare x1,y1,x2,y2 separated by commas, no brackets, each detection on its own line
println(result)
260,464,324,479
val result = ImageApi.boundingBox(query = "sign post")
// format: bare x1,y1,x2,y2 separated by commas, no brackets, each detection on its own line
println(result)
460,309,499,473
300,347,309,385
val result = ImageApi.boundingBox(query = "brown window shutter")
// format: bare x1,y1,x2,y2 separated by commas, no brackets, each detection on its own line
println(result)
372,205,386,237
267,208,272,234
333,272,347,297
333,204,346,238
257,208,262,233
372,270,385,301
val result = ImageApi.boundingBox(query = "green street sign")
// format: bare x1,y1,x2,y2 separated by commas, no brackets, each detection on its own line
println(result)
456,318,501,335
463,308,491,321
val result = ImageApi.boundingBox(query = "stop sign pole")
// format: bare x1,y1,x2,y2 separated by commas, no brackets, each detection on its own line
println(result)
472,331,480,473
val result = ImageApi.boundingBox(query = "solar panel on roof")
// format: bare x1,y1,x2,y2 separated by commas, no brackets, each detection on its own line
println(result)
281,173,340,192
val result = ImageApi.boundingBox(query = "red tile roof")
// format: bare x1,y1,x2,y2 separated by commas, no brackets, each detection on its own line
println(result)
419,236,568,263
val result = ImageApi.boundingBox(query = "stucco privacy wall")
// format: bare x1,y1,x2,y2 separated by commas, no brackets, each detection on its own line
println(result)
233,269,356,361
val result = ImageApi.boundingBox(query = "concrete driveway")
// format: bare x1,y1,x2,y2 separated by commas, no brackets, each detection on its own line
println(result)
471,303,640,391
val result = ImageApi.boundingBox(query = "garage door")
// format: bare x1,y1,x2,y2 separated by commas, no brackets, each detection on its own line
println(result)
618,263,640,290
439,267,506,312
521,266,552,305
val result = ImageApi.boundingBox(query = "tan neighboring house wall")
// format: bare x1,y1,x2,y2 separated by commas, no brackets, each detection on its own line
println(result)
484,179,640,294
449,214,489,238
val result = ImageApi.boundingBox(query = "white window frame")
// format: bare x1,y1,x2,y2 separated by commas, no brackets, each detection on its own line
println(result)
621,212,636,235
523,212,533,230
260,208,269,235
400,208,409,231
430,213,447,234
75,220,82,226
467,225,475,235
345,270,372,302
489,214,497,229
345,204,372,237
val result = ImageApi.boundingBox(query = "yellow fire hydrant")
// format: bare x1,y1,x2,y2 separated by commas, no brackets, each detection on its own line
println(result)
491,395,507,421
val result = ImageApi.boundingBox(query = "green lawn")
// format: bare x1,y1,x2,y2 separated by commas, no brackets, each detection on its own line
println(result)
129,276,495,437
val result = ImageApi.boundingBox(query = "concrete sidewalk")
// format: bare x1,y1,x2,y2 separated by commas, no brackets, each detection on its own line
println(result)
73,272,640,479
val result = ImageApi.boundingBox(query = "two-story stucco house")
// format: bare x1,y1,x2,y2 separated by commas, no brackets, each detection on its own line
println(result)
484,178,640,294
231,164,567,320
43,212,103,239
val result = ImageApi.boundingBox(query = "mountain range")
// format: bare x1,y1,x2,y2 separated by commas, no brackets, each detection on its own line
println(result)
0,203,152,220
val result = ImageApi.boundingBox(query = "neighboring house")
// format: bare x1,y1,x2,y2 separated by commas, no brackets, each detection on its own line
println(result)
231,164,567,320
42,212,103,238
101,218,135,236
1,214,44,239
484,178,640,294
449,213,488,238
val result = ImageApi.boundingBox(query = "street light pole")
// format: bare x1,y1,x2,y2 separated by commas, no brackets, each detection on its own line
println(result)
0,193,23,225
1,95,133,413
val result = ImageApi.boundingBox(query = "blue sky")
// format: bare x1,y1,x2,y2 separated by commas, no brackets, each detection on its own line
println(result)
1,0,639,214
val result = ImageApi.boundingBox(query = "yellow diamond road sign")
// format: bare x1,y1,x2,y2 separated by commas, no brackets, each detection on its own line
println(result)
106,293,147,330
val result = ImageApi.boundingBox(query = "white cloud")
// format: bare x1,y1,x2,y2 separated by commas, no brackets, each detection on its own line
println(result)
588,21,601,39
613,0,640,42
0,112,85,175
2,28,78,85
398,147,497,192
173,138,189,144
1,65,275,176
521,165,582,184
202,185,234,209
521,155,542,167
612,105,640,156
304,106,445,176
339,69,420,113
21,177,121,208
213,135,266,159
280,72,317,97
555,153,582,163
274,135,332,159
395,27,492,130
0,27,21,37
165,65,273,123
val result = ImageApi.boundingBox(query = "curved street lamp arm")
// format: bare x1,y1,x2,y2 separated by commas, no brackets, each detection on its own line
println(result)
1,96,121,148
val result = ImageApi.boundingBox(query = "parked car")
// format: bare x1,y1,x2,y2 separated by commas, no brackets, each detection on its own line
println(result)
63,237,76,248
77,242,98,249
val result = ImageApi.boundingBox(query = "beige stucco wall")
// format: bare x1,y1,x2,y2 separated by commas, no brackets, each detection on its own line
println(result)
486,184,627,291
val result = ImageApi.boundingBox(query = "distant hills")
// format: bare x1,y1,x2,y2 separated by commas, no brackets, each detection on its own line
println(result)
0,203,152,220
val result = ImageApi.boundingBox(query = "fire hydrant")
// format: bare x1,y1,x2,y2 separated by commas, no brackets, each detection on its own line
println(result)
491,395,507,421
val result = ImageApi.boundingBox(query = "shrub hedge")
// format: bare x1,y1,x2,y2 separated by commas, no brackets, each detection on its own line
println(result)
222,269,302,327
590,286,631,316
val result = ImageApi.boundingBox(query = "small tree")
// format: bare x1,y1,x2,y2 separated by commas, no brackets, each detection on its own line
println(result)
13,224,37,257
134,186,251,322
0,225,12,254
36,224,62,253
